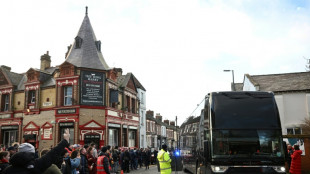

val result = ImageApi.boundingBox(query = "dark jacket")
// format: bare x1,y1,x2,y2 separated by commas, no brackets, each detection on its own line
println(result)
80,154,89,174
112,150,119,162
3,139,69,174
61,157,72,174
142,150,151,166
123,151,131,162
129,150,136,161
287,148,294,170
0,159,9,173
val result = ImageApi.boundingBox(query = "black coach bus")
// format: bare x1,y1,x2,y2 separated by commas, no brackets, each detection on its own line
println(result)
183,91,286,174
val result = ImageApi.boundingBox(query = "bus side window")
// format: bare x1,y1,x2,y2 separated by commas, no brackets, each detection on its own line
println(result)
204,140,210,160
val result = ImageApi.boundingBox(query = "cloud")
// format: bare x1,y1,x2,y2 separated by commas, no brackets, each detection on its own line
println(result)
0,0,309,124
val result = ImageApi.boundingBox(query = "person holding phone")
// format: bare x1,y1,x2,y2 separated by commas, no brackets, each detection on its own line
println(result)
3,128,71,174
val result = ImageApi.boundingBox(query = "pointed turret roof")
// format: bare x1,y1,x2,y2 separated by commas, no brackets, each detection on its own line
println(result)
65,7,110,70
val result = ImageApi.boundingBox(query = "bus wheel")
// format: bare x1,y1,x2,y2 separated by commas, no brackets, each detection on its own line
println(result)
196,167,201,174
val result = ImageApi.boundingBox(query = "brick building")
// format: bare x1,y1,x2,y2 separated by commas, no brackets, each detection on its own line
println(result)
146,110,177,150
179,116,200,150
0,8,145,150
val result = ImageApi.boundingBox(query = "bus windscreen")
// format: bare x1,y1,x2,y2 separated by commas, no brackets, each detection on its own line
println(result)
211,93,280,129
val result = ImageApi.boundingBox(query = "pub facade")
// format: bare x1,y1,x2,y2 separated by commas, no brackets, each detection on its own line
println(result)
0,8,145,150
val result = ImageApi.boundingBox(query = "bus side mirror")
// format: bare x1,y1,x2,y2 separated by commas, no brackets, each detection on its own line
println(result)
204,141,210,160
283,141,288,160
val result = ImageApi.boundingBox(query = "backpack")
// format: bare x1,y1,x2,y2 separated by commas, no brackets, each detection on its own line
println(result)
112,151,119,161
61,158,72,174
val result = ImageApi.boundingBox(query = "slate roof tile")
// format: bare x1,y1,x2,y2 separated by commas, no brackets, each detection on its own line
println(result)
248,72,310,92
65,14,109,70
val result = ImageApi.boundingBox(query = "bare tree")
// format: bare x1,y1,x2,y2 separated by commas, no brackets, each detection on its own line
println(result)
304,56,310,72
301,117,310,134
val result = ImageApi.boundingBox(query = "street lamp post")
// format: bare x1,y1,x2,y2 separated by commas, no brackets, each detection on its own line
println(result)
223,70,235,91
175,116,178,174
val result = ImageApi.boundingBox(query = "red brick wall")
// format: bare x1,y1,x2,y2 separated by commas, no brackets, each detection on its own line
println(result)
301,138,310,173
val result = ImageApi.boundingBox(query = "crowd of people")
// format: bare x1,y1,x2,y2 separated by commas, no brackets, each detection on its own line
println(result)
0,129,159,174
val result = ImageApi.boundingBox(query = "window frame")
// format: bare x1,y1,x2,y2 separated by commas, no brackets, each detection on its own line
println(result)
63,86,73,106
131,98,135,113
1,94,10,112
141,93,144,104
4,94,9,111
28,90,36,104
287,127,302,135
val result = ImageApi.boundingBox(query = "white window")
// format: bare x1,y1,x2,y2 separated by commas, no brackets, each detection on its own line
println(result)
147,136,151,147
287,127,302,135
64,86,72,106
31,92,35,103
109,129,119,146
129,131,136,147
141,111,144,126
161,126,166,136
141,135,144,147
141,93,144,104
28,90,36,104
147,121,150,131
3,94,9,111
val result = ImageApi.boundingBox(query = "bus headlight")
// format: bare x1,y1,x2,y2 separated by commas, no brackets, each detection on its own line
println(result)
211,165,229,173
272,166,286,173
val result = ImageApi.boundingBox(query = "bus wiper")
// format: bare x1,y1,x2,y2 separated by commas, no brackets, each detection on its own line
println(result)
227,154,249,160
252,153,277,163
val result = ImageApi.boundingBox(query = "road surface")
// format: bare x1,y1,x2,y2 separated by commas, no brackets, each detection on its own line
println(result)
119,165,190,174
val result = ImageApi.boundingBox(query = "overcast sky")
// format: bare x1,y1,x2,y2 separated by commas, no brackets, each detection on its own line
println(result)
1,0,310,125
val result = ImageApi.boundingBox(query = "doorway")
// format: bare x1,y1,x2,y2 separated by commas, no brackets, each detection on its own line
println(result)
59,122,74,145
24,134,37,148
84,134,100,149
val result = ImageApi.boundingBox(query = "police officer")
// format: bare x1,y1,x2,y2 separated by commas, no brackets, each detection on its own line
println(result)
157,144,172,174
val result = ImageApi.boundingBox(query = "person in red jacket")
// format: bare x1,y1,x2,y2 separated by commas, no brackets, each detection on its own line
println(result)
289,145,302,174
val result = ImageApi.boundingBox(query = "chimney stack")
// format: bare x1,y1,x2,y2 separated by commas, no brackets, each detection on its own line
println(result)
164,120,169,125
115,68,123,78
156,113,162,122
170,121,175,126
40,51,51,71
146,110,154,117
1,65,11,72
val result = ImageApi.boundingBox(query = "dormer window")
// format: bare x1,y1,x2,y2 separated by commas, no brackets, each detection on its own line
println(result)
95,40,101,52
28,90,36,104
75,36,83,49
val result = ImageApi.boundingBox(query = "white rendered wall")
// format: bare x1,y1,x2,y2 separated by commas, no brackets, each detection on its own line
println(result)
276,93,309,135
137,88,147,148
243,76,257,91
306,94,310,118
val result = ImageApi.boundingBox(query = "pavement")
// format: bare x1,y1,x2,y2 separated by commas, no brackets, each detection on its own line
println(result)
118,165,190,174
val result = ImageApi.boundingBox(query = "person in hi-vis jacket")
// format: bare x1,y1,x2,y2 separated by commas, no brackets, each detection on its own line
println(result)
157,144,171,174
